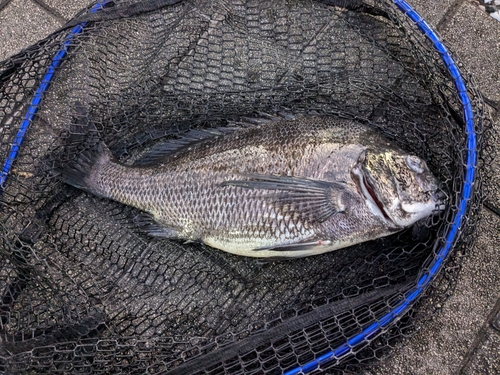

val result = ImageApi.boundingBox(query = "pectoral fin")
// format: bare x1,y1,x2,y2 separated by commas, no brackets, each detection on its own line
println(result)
221,174,349,223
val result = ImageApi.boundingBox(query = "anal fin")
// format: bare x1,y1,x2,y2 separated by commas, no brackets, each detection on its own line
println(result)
133,213,180,238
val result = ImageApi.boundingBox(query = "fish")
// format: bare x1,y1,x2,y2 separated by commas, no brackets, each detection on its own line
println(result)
62,113,445,259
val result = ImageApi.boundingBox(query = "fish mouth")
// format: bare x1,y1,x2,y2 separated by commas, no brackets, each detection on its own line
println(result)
432,189,448,209
351,164,396,227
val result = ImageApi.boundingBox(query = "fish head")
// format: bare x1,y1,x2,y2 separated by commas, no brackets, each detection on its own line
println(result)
351,148,446,229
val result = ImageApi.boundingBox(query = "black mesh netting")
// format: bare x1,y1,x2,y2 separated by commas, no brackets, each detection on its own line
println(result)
0,0,496,374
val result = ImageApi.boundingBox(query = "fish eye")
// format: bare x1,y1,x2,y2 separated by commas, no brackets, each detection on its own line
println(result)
405,155,425,174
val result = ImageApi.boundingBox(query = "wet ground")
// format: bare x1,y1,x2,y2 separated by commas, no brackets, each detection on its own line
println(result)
0,0,499,374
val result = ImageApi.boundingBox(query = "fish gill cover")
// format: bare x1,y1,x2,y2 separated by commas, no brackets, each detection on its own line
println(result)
0,0,495,374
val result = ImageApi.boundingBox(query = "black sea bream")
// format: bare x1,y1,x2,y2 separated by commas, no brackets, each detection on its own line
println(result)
63,115,445,259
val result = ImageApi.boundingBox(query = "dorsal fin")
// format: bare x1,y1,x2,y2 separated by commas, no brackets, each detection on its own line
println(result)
132,127,241,166
132,112,297,167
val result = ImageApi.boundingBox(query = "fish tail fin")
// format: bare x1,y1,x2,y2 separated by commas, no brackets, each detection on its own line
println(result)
62,142,112,195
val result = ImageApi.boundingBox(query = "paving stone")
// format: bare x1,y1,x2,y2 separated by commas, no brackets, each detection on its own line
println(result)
0,0,60,59
461,326,500,375
440,2,500,103
485,111,500,221
404,0,456,27
43,0,94,21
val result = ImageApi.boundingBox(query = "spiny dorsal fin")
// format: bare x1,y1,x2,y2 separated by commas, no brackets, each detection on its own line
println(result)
132,127,240,166
132,112,297,166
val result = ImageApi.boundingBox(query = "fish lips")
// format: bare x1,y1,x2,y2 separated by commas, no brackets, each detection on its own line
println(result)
350,157,398,228
431,189,448,211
